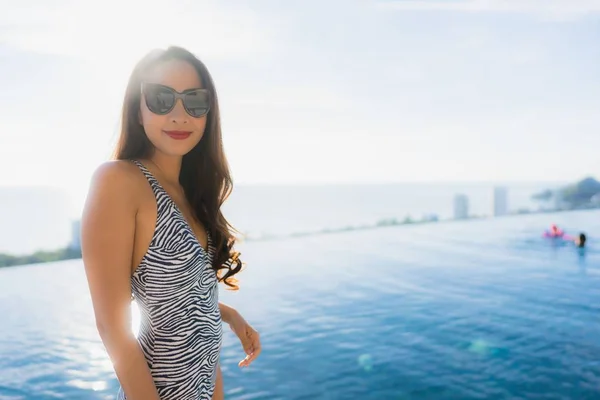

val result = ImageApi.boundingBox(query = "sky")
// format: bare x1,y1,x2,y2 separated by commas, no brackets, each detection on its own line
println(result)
1,0,599,213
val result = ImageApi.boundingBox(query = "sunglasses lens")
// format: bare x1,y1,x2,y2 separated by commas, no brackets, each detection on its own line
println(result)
184,90,210,117
144,84,175,114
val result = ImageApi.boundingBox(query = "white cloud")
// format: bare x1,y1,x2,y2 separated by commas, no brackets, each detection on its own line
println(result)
0,0,273,63
377,0,600,19
229,86,353,112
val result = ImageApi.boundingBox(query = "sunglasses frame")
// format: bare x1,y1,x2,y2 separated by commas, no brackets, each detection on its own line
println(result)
141,82,211,118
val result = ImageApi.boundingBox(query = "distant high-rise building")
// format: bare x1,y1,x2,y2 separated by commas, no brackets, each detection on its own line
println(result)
493,187,509,216
69,220,81,250
453,194,469,220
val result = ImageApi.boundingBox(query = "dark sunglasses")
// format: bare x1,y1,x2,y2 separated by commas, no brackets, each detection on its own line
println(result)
141,83,210,118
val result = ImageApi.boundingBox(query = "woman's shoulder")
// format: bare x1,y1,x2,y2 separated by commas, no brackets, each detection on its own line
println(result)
88,160,148,204
90,160,145,184
91,159,140,178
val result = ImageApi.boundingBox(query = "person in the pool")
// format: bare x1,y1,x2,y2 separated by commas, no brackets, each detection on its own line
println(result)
551,224,564,236
545,224,565,238
574,233,586,248
563,232,587,248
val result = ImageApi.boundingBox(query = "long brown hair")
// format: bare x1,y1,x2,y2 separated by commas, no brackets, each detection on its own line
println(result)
112,46,243,290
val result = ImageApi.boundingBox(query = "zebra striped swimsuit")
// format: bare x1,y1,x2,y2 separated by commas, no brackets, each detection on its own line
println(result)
118,160,223,400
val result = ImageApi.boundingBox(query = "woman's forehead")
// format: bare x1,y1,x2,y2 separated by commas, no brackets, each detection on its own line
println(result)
144,59,202,91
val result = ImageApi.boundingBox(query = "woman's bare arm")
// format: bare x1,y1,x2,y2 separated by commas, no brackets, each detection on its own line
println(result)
212,365,224,400
81,161,160,400
218,302,239,324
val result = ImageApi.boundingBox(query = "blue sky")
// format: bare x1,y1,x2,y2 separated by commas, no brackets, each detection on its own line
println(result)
1,0,599,203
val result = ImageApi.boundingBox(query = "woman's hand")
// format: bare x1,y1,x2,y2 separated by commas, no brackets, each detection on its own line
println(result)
228,312,262,368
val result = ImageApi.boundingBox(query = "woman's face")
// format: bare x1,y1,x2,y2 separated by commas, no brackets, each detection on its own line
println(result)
140,59,208,157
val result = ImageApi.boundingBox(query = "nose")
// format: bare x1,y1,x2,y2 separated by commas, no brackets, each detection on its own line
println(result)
169,98,188,123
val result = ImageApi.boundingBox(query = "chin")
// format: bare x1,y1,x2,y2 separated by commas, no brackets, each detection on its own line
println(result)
158,146,197,158
156,138,202,157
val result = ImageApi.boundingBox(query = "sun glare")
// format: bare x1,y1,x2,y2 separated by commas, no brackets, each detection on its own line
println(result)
131,300,141,338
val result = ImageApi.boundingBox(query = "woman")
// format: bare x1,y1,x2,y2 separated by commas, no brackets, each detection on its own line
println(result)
81,46,261,400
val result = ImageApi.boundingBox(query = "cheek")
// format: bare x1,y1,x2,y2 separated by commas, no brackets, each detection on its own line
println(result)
140,108,167,137
192,117,208,135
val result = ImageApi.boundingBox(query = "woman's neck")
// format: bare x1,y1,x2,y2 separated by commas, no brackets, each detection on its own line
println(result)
148,152,182,186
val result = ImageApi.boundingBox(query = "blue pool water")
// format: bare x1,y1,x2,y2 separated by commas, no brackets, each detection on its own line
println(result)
1,210,599,399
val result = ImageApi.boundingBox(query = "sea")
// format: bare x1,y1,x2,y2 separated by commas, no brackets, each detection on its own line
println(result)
1,184,599,399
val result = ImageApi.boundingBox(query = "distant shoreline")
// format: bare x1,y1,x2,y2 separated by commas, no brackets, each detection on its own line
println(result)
0,247,81,268
245,205,600,242
2,205,598,268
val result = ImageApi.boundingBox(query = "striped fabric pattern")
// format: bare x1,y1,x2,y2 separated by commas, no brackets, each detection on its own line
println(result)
117,160,223,400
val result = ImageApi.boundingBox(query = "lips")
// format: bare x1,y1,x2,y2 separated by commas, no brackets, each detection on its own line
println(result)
164,130,192,140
